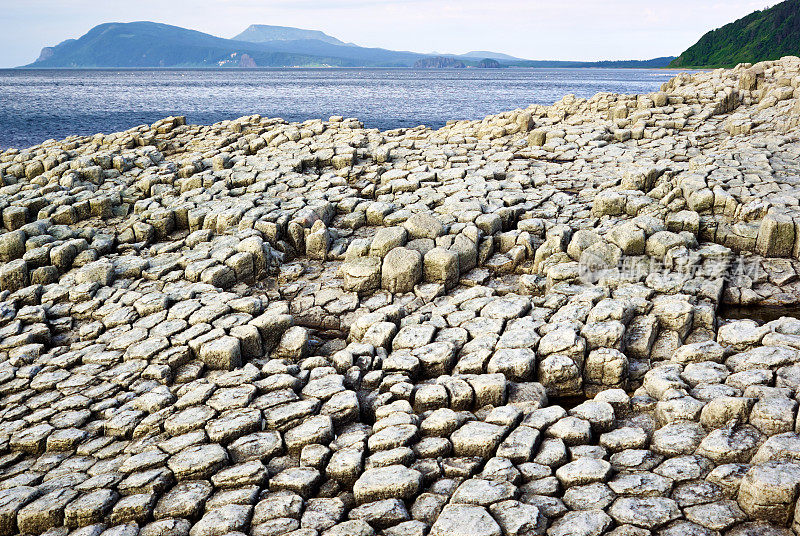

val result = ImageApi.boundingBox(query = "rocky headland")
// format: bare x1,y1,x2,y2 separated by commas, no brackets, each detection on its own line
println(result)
413,57,466,69
1,58,800,536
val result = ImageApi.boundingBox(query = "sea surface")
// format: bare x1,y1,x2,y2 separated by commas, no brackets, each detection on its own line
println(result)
0,68,679,150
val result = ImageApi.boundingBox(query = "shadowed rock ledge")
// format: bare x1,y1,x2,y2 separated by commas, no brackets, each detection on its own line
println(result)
1,57,800,536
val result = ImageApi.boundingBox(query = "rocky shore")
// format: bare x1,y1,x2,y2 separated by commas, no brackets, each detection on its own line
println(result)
1,58,800,536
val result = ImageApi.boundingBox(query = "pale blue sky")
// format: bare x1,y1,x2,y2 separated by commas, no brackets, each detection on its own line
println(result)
0,0,782,67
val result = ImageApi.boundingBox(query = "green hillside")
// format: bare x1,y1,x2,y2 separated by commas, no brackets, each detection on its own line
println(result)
670,0,800,68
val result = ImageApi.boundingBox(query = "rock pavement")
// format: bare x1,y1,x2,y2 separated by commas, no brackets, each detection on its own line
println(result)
1,58,800,535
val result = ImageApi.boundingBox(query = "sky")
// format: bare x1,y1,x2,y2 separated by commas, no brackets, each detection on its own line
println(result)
0,0,784,67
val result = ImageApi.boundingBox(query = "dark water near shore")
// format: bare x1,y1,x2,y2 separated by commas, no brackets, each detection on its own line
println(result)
0,68,677,150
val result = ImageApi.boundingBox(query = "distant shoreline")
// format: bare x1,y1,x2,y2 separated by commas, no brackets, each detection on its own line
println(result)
3,66,704,72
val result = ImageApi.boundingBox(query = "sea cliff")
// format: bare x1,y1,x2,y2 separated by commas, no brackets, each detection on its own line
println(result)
1,59,800,535
414,56,466,69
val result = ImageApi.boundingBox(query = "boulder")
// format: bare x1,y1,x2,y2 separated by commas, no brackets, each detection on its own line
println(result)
199,336,242,370
342,257,382,294
382,247,423,293
429,504,502,536
353,466,422,504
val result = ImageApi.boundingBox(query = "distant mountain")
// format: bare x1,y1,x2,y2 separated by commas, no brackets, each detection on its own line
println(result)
24,22,321,68
21,21,424,68
511,57,676,69
459,51,523,61
240,38,423,67
20,21,677,70
414,57,465,69
670,0,800,68
233,24,351,46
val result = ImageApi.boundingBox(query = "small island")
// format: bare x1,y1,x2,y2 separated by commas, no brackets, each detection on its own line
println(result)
413,57,502,69
476,58,501,68
413,56,466,69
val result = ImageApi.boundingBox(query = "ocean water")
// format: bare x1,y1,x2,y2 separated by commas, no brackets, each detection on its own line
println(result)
0,68,678,150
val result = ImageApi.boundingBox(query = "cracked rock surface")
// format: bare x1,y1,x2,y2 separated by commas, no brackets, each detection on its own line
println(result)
1,58,800,535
